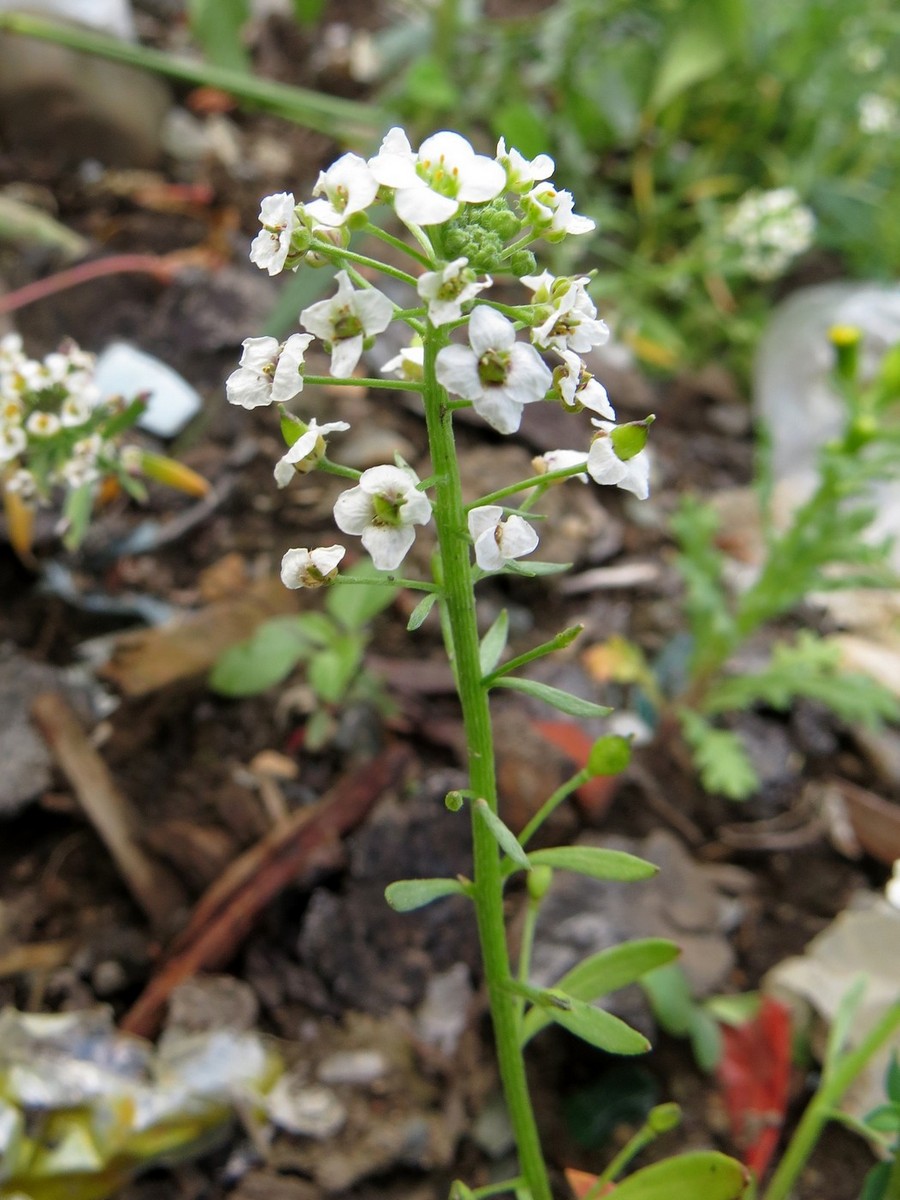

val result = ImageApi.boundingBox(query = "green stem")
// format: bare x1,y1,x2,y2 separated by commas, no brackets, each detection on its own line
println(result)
421,324,552,1200
517,769,591,851
302,375,422,392
762,1002,900,1200
516,894,541,1030
309,241,420,289
329,575,436,592
364,222,432,268
470,464,588,509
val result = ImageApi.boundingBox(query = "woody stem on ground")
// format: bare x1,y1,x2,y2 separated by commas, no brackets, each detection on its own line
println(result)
421,324,552,1200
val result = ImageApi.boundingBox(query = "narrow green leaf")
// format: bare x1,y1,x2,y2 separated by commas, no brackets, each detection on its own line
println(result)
544,992,650,1056
189,0,250,71
647,26,730,112
504,560,572,577
385,878,466,912
521,940,680,1045
527,846,656,883
824,975,868,1079
609,1152,749,1199
407,592,438,631
479,609,509,675
493,677,612,718
475,800,530,869
61,484,95,551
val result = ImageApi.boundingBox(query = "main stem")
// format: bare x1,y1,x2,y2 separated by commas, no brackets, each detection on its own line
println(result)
421,327,552,1200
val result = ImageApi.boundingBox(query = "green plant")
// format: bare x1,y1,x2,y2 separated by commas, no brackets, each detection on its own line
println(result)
667,328,900,798
859,1054,900,1200
209,558,398,749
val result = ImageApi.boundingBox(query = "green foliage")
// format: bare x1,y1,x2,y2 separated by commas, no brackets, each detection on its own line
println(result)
525,846,657,884
641,964,724,1072
677,710,758,801
188,0,249,71
492,676,612,718
605,1152,749,1199
209,564,397,749
384,878,467,911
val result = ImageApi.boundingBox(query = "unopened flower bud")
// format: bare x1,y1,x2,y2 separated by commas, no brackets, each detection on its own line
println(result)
445,790,465,812
527,865,554,901
647,1102,681,1134
829,324,862,384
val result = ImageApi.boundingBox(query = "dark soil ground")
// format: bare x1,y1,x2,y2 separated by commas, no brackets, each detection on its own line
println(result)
0,5,895,1200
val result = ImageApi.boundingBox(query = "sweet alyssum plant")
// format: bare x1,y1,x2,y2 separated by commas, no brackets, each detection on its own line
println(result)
227,126,750,1200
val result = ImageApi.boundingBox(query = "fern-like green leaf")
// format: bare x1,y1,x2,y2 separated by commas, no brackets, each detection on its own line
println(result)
678,710,758,800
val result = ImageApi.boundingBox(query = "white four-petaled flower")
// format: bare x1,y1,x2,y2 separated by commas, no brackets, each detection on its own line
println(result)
368,128,506,226
496,137,555,192
417,258,491,326
435,306,552,435
586,423,651,499
249,192,300,276
300,270,394,378
281,545,346,589
533,449,589,483
333,464,432,571
523,184,595,239
304,153,379,228
554,349,615,419
468,505,539,572
226,334,313,409
274,418,350,487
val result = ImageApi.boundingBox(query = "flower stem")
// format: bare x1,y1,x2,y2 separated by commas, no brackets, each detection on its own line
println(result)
302,375,423,392
309,240,419,288
421,324,552,1200
471,463,587,508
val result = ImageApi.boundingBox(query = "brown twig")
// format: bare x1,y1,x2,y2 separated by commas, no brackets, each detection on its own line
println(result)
120,743,410,1039
0,253,178,315
30,691,187,933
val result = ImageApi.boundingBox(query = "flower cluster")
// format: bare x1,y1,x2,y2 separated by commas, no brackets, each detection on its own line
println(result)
0,334,206,551
723,187,816,281
229,127,655,582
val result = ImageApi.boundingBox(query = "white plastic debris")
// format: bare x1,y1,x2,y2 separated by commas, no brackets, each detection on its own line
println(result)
316,1049,388,1086
94,342,203,439
0,0,135,39
266,1074,347,1139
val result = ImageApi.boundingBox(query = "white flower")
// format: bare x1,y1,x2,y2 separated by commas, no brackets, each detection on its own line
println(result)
723,187,815,281
281,545,346,589
226,333,313,409
304,153,379,227
368,127,506,226
4,467,36,498
587,424,650,499
858,93,899,135
533,293,609,357
249,192,300,276
300,270,393,378
61,393,93,426
533,449,589,483
554,349,615,419
26,411,61,438
523,184,595,238
381,343,424,381
435,306,552,435
60,457,100,488
468,505,539,572
496,137,554,191
1,396,23,425
274,418,350,486
0,424,26,462
417,258,491,326
333,463,432,571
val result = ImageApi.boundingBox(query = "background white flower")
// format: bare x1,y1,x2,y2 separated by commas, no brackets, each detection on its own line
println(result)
417,259,491,326
226,334,313,409
435,306,552,435
274,418,350,486
381,344,424,380
249,192,299,275
281,545,346,589
301,271,393,377
305,153,379,227
368,128,506,226
333,464,432,570
468,505,539,571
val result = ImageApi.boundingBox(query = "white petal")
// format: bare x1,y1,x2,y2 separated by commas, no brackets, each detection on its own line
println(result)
401,487,433,526
281,547,312,589
368,127,419,188
333,485,374,535
435,345,482,399
274,456,296,488
469,305,515,356
474,530,505,572
578,377,615,420
299,295,335,341
362,523,416,570
468,505,503,541
419,130,477,165
498,514,539,559
225,367,271,409
352,287,394,336
620,453,650,499
239,336,279,370
471,390,524,435
358,463,413,496
330,334,364,378
271,333,313,402
310,544,346,575
507,344,553,403
586,437,627,487
457,155,507,202
393,187,459,226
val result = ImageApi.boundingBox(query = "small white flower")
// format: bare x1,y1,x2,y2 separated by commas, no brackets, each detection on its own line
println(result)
496,137,554,191
723,187,815,281
1,396,23,425
0,424,26,462
417,258,491,326
554,349,615,419
60,457,100,488
61,393,93,426
531,288,609,356
274,418,350,486
249,192,300,276
26,411,61,438
4,467,37,498
523,184,595,238
435,306,552,435
468,505,539,572
533,449,589,483
333,463,432,571
587,424,650,499
300,270,393,378
858,93,899,135
226,333,313,409
305,152,379,227
281,545,346,589
368,127,506,226
381,343,424,381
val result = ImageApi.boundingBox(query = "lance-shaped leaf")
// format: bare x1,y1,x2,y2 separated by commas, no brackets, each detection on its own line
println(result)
607,1151,750,1199
521,939,680,1045
539,989,650,1056
407,592,438,631
475,799,530,869
492,677,612,718
479,609,509,675
385,878,467,912
527,845,657,883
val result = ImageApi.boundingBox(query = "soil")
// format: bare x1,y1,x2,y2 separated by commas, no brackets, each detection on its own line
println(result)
0,5,896,1200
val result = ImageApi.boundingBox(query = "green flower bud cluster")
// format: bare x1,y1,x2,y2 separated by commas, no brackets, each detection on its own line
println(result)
443,198,535,275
